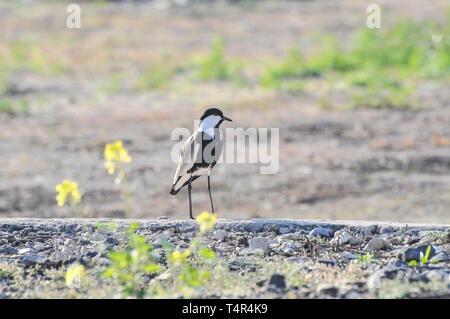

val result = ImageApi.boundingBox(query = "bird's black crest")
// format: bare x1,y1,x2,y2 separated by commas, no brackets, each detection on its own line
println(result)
200,108,224,121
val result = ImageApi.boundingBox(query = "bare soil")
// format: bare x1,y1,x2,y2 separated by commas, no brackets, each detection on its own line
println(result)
0,0,449,223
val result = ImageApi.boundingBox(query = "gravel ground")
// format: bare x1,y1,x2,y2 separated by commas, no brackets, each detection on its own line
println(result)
1,1,449,223
0,218,449,298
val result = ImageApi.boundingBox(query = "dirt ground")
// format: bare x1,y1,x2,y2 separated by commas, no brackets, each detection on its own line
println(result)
0,0,449,223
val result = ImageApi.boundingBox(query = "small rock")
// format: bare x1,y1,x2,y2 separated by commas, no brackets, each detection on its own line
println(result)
408,273,430,283
341,251,357,260
236,237,247,246
33,243,45,251
318,259,335,266
332,229,359,246
268,274,286,290
404,245,436,263
365,238,391,251
278,227,290,235
92,233,106,242
249,237,269,251
157,216,168,220
317,285,339,297
388,237,402,245
18,248,33,255
426,270,449,282
64,239,74,246
387,259,408,269
308,227,333,239
430,252,449,263
152,233,170,242
286,256,308,265
214,229,227,241
281,241,297,251
367,270,383,289
106,237,119,246
1,246,18,255
19,253,45,267
380,225,395,234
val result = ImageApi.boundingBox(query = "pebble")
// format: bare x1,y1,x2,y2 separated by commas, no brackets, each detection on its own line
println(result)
379,225,395,234
33,243,45,251
332,229,359,246
308,227,333,239
365,238,391,251
341,251,357,260
268,274,286,290
18,248,33,255
1,246,18,255
214,229,227,241
367,270,383,289
430,252,449,263
248,237,269,251
19,253,45,267
426,270,449,282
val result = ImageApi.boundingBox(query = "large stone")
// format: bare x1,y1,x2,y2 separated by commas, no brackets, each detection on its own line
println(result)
404,245,436,263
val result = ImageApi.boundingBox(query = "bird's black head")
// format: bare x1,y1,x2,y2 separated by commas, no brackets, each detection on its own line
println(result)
200,107,232,123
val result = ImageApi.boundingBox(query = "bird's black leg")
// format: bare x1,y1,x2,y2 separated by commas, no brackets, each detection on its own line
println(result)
207,175,215,216
188,177,194,220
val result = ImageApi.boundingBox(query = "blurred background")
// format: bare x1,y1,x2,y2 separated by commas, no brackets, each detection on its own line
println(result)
0,0,449,223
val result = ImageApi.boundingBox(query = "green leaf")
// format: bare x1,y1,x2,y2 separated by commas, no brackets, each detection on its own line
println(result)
408,260,418,266
200,247,216,259
143,264,163,273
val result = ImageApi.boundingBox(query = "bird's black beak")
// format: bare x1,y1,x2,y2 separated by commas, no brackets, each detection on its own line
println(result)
222,116,232,122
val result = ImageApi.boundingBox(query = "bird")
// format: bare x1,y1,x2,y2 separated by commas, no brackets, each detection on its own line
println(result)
170,107,232,219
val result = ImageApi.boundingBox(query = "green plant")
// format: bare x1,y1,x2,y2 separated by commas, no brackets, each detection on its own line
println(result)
260,47,307,92
355,252,376,265
135,64,176,90
0,98,30,115
196,37,244,85
308,35,356,73
165,212,217,296
0,98,13,114
104,223,163,298
408,245,439,266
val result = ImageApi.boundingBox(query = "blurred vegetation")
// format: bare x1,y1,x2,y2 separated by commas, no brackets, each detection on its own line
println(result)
0,98,30,115
260,18,449,108
195,37,245,85
0,12,448,113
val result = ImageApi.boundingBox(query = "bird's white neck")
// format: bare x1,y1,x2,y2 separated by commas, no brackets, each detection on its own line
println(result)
198,115,222,138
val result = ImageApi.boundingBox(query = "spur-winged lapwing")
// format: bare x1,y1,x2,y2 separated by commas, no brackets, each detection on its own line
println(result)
170,108,232,219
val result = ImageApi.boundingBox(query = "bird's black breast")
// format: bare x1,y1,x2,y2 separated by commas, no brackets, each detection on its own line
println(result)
187,132,219,174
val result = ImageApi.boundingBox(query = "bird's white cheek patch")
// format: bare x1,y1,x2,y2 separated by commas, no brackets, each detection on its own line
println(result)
199,115,222,138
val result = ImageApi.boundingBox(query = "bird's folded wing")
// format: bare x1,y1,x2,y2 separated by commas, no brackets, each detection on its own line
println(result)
172,131,202,185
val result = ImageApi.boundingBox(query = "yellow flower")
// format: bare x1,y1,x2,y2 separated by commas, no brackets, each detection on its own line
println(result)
55,180,82,207
196,211,217,233
170,249,191,265
104,140,132,175
65,264,86,287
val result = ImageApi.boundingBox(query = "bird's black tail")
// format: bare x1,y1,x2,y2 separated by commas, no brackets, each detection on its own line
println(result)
170,176,182,195
169,187,179,195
